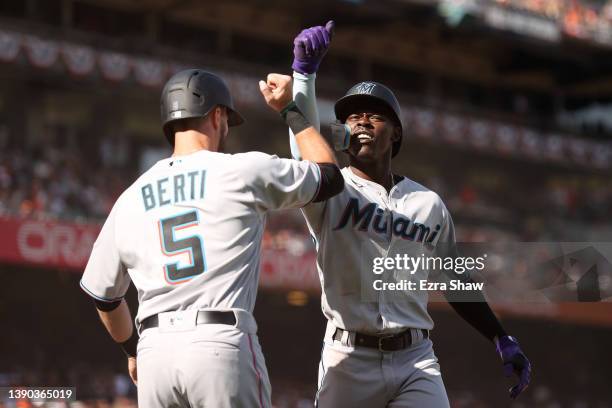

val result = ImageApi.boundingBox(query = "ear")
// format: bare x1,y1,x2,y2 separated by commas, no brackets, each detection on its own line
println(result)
212,106,222,130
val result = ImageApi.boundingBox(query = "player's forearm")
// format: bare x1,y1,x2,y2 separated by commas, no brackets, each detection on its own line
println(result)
289,72,320,160
440,266,506,341
96,298,134,343
282,100,337,165
447,298,507,342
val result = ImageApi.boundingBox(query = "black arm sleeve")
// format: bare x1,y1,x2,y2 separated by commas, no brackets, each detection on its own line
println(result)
313,163,344,202
447,300,507,342
93,298,122,312
120,331,138,357
282,102,311,135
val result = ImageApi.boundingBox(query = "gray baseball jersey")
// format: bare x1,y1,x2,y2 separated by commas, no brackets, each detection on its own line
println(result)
80,150,321,329
303,167,454,334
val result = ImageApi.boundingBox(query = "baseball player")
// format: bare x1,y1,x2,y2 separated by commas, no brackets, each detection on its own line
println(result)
288,22,532,407
80,70,344,407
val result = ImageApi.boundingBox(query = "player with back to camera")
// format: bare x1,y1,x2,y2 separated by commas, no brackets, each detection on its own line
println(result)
288,21,532,407
79,70,344,407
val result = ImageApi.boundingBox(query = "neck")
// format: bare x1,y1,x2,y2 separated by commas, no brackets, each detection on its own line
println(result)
349,158,393,191
173,130,217,156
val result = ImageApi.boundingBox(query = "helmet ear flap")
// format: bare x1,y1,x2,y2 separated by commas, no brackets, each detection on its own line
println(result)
330,120,351,151
392,129,402,157
392,125,401,141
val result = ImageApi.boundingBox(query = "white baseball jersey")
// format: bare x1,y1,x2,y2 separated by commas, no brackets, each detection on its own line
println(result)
303,167,455,333
290,72,456,334
80,150,321,329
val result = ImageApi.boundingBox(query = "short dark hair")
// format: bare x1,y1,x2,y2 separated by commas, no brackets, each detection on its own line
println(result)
169,117,204,136
169,106,227,138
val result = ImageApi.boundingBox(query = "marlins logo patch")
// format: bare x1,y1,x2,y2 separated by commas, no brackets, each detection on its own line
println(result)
355,82,376,94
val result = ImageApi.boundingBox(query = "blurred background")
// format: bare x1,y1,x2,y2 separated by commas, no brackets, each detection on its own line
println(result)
0,0,611,406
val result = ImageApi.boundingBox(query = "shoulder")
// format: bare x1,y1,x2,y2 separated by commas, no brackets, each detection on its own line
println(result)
112,167,158,217
215,152,282,193
109,185,136,219
231,151,279,167
231,151,315,179
229,151,277,179
398,176,439,198
398,176,450,214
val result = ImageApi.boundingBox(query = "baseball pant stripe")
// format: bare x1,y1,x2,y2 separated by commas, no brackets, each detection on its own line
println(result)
247,333,264,408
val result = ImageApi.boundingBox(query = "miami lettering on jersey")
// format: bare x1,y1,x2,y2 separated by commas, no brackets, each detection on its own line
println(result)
333,197,441,244
141,170,206,211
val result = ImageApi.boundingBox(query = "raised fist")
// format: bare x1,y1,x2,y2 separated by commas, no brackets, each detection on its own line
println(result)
259,73,293,113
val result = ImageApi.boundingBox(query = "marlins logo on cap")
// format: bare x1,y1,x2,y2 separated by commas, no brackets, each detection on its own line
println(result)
354,82,376,94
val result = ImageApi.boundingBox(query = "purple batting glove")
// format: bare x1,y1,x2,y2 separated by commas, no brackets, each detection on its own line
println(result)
495,335,532,399
292,20,335,75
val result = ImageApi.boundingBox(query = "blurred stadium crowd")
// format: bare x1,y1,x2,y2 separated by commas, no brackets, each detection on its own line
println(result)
0,125,609,246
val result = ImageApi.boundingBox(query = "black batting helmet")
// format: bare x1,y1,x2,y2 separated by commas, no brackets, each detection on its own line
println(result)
334,81,403,157
161,69,244,145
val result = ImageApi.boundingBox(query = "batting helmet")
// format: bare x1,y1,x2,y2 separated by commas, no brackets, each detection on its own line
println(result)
161,69,244,144
334,81,403,157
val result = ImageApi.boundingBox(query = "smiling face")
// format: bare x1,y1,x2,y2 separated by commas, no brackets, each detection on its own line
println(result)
344,100,401,163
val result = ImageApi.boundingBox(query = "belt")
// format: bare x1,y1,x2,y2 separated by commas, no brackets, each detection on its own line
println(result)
333,327,428,352
140,310,236,331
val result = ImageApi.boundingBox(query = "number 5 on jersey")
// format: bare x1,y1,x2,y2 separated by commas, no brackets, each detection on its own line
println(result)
158,210,206,283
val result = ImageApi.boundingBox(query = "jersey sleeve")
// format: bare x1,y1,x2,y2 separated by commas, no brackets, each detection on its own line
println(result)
80,201,130,302
434,206,477,287
241,153,322,212
435,207,488,302
300,199,328,236
435,208,459,259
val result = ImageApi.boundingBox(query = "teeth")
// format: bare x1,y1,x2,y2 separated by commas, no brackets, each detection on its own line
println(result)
357,134,373,141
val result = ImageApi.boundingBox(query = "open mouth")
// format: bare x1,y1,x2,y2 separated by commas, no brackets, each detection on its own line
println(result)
353,130,374,143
